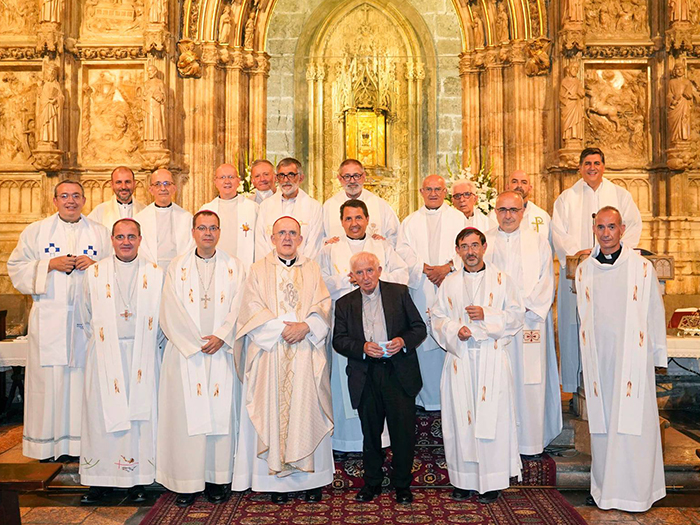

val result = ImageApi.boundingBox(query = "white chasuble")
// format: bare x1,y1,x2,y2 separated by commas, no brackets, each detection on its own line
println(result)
464,209,495,233
232,252,333,492
88,196,146,230
322,188,400,246
396,204,466,410
575,246,667,511
79,256,163,488
485,227,562,455
134,203,194,271
254,189,324,261
430,264,524,493
552,178,642,392
489,201,551,239
199,196,258,271
317,236,408,451
8,213,110,459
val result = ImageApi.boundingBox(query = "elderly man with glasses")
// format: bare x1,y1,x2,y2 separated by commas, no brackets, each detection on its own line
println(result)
254,157,324,260
322,159,400,246
450,178,495,233
134,168,194,271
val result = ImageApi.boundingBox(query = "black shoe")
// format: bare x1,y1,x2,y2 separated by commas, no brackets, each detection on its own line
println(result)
304,487,323,502
128,485,147,503
356,484,382,502
395,487,413,504
205,483,230,504
521,453,543,461
585,493,596,506
175,493,197,507
477,490,501,504
271,492,289,504
80,486,111,504
58,454,80,463
40,457,56,463
451,487,473,501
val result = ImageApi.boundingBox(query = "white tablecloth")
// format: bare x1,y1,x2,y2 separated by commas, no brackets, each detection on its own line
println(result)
666,335,700,359
0,338,28,368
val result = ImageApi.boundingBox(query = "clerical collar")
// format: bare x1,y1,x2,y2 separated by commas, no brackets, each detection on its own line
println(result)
498,228,519,238
424,204,442,213
115,255,137,264
523,201,529,209
361,285,380,298
464,263,486,273
155,203,173,209
118,200,133,206
595,246,622,265
347,235,367,242
58,215,81,224
279,256,296,267
195,249,216,260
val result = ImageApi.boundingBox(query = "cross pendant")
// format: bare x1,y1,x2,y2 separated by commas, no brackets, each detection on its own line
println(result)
201,294,211,309
120,309,132,321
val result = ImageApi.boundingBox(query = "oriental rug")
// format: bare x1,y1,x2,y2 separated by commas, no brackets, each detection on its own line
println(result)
140,487,587,525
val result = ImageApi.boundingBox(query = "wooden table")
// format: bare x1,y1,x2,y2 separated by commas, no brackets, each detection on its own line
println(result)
0,463,62,525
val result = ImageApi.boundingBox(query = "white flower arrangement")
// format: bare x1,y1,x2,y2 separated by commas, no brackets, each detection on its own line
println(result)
445,148,497,213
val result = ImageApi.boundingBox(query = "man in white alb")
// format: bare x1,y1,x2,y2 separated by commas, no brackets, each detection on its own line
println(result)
552,148,642,392
248,159,276,205
79,219,164,504
396,175,465,410
255,158,324,260
323,159,400,245
88,166,146,230
451,179,495,233
316,199,408,451
200,163,258,271
575,206,666,511
504,170,551,238
233,217,333,504
134,169,194,272
431,227,524,504
156,211,246,507
8,180,110,460
485,192,562,459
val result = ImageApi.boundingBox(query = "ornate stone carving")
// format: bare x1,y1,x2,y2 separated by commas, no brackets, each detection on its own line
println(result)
144,28,168,53
496,1,510,44
584,0,648,38
80,69,143,165
36,62,63,148
219,5,232,44
560,62,585,144
82,0,144,37
37,22,63,53
177,40,202,78
668,64,695,143
243,5,258,50
41,0,61,23
69,46,146,60
470,11,485,49
561,29,585,55
0,48,40,60
1,0,39,34
670,0,689,23
583,45,654,59
143,65,166,146
148,0,165,24
525,38,551,76
563,0,584,26
0,71,39,165
585,69,648,167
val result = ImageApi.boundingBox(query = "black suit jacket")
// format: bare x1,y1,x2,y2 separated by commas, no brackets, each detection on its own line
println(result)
332,280,427,409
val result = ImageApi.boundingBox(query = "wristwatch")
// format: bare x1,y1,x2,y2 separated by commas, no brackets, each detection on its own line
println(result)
448,260,456,273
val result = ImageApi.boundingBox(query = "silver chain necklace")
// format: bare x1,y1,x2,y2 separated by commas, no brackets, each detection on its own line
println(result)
114,258,137,320
196,256,216,309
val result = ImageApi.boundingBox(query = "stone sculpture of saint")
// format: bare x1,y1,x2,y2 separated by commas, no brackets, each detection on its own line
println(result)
149,0,164,24
41,0,61,23
668,65,695,143
563,0,583,23
471,15,485,49
144,65,166,143
244,10,256,49
497,2,510,43
560,63,585,141
219,5,232,44
670,0,690,23
37,65,64,145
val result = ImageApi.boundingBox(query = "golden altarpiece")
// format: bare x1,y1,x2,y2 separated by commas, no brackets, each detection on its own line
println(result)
0,0,698,331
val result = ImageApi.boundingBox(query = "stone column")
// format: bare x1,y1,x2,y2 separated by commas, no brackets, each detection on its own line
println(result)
224,48,250,168
306,62,325,200
483,49,505,185
248,52,270,160
459,52,481,172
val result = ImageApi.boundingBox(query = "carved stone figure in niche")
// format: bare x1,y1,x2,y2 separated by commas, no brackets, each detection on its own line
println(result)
470,13,485,49
82,0,143,35
585,69,648,164
37,63,64,146
525,38,551,76
219,5,232,44
585,0,648,36
0,72,39,162
143,65,166,144
177,40,202,78
563,0,583,24
560,62,585,142
668,65,696,143
148,0,165,24
244,7,257,49
41,0,61,23
670,0,689,23
1,0,39,34
496,1,510,43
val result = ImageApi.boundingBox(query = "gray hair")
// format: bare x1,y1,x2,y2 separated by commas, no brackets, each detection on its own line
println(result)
350,251,381,272
451,179,476,194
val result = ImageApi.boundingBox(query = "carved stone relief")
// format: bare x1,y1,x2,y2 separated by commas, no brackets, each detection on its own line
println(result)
584,0,648,38
218,5,232,44
560,62,585,145
496,1,510,44
584,68,648,167
80,68,144,166
0,70,39,165
81,0,144,37
0,0,39,35
0,178,42,216
680,66,700,167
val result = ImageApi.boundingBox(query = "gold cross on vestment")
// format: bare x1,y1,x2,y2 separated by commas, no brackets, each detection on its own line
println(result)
531,216,544,232
120,309,132,321
201,293,211,309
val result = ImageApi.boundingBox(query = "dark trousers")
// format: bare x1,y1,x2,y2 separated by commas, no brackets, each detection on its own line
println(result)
357,360,416,489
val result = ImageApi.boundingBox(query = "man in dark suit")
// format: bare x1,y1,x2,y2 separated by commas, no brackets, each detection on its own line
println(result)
333,251,427,504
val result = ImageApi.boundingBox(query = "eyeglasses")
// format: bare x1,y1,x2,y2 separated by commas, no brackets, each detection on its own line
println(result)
216,175,238,180
452,192,474,200
276,172,299,181
151,181,174,188
56,192,83,201
340,173,363,182
495,207,522,215
195,225,220,232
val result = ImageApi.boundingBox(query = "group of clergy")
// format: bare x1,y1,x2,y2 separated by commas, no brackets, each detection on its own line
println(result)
7,147,667,513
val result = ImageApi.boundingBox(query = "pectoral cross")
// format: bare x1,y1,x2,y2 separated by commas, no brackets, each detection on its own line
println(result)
120,309,132,321
201,293,211,309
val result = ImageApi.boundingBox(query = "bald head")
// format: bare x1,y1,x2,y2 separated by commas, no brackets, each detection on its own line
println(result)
149,168,176,207
272,216,303,259
506,170,532,202
420,175,447,209
495,191,524,233
214,163,240,199
594,206,625,254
